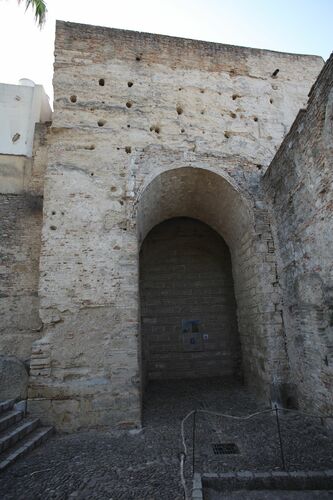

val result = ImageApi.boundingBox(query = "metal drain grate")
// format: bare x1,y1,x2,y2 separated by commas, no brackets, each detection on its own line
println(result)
212,443,240,455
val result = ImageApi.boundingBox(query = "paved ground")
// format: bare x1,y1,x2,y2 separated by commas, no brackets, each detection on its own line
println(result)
0,379,332,499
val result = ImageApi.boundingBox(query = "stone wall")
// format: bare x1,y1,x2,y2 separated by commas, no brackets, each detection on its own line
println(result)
263,54,333,414
0,123,49,362
140,217,241,381
27,21,323,430
0,193,43,359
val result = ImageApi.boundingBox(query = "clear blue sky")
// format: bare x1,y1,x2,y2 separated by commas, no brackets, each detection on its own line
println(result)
0,0,332,102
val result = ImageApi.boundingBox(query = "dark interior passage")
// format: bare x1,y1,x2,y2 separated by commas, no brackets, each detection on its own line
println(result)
140,217,242,382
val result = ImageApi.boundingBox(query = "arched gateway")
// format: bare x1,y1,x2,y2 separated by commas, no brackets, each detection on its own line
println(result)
27,163,288,431
136,166,287,403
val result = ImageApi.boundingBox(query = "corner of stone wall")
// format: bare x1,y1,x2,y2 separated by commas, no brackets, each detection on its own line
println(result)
261,53,333,415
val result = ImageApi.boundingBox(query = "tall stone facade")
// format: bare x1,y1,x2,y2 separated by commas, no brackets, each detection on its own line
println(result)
263,56,333,414
0,20,331,431
0,81,51,383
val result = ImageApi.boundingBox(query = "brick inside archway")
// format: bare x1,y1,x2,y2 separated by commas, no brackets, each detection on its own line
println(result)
140,217,242,382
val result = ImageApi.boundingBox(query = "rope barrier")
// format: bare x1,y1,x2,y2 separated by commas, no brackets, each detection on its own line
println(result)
178,406,333,499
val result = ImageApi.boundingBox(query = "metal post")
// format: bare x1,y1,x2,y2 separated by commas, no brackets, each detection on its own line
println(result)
274,404,286,471
192,410,197,476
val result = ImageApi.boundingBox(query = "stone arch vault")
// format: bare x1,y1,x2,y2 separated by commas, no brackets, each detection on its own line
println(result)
136,166,288,401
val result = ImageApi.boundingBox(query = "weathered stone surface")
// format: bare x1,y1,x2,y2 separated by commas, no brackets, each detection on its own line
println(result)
0,119,48,362
0,355,28,400
0,155,29,194
0,193,43,360
263,54,333,415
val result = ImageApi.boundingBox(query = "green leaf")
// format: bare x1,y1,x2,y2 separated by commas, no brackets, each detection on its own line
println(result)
17,0,47,28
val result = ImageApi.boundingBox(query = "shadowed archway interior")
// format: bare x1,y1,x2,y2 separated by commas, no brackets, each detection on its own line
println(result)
140,217,242,383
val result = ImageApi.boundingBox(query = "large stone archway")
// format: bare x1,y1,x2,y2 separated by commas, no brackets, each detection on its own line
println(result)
28,164,288,431
136,166,288,403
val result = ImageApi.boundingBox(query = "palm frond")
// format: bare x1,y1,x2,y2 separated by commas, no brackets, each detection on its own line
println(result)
18,0,47,27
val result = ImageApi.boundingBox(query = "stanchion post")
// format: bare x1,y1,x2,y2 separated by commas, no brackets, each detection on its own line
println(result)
192,410,197,476
274,404,286,471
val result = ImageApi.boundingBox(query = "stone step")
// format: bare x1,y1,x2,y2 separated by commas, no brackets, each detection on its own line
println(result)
0,400,15,415
202,470,333,492
0,410,23,432
0,418,40,453
0,426,54,471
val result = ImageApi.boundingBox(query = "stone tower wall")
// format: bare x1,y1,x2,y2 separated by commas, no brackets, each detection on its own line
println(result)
27,21,323,430
263,54,333,414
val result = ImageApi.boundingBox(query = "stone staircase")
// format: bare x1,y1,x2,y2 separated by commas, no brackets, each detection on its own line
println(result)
0,399,54,471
